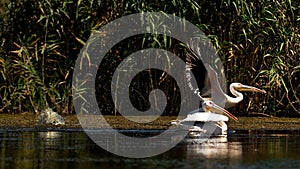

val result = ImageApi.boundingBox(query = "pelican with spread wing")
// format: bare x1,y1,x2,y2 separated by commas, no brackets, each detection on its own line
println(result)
203,65,266,108
185,45,266,108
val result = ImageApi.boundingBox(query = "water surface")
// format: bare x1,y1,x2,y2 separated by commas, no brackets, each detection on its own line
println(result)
0,128,300,169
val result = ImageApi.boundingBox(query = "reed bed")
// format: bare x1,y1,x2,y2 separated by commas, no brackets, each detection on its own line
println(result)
0,0,299,116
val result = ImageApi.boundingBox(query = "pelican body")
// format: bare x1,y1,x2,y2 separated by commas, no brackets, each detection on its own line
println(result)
179,113,228,137
172,101,237,138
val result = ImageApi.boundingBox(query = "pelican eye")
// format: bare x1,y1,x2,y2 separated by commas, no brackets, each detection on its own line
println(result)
208,101,213,106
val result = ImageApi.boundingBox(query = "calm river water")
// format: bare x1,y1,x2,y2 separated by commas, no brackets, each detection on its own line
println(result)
0,128,300,169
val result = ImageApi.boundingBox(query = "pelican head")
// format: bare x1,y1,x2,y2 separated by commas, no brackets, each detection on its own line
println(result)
231,83,266,93
202,101,238,121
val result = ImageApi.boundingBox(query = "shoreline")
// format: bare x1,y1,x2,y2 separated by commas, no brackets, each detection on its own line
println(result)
0,114,299,130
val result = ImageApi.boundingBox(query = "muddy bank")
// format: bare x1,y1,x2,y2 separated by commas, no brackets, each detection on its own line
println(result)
227,116,300,130
0,114,299,130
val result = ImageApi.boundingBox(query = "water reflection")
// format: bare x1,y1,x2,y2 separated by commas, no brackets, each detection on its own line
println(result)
0,129,299,169
183,139,243,159
0,130,99,169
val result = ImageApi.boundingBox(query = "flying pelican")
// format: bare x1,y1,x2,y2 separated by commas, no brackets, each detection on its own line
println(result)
185,45,266,108
203,65,266,108
172,101,238,137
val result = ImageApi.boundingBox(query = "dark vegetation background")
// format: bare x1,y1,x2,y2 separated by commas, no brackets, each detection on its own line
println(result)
0,0,299,116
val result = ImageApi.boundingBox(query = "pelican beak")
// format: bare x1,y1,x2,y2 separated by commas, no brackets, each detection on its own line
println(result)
209,103,239,122
239,85,266,93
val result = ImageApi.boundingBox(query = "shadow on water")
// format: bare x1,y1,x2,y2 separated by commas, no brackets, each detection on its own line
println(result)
0,128,300,168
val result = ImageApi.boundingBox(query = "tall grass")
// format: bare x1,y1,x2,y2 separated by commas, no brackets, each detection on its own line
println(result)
0,0,299,116
218,0,300,116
